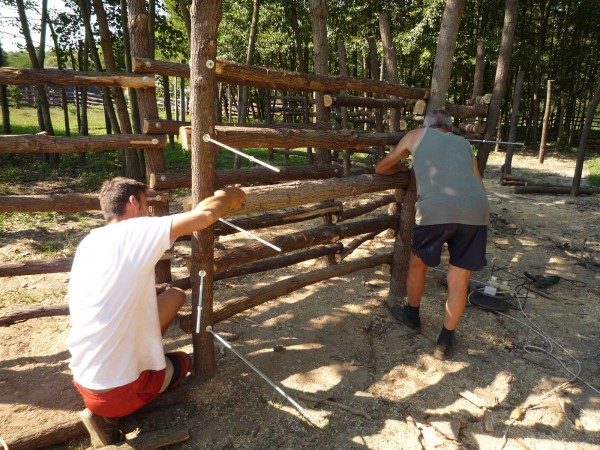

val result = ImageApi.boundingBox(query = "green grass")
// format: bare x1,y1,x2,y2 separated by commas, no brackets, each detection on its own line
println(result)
587,156,600,187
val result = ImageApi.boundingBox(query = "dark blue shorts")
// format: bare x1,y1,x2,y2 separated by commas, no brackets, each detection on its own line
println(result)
412,223,487,271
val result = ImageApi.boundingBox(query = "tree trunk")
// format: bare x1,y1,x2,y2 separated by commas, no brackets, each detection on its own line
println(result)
477,0,519,176
287,1,307,73
471,40,486,99
379,12,400,134
188,0,222,380
571,82,600,196
235,0,260,168
0,42,11,134
427,0,466,112
538,79,553,163
92,0,142,179
503,69,524,174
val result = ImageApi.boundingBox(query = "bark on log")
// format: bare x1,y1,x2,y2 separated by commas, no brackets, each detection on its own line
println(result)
4,414,86,450
212,253,392,323
180,125,405,150
0,304,69,326
133,57,429,100
0,190,168,213
183,174,410,216
149,164,343,189
0,67,155,88
0,257,73,277
213,214,397,273
0,134,167,154
213,202,344,236
445,102,488,119
340,231,380,259
514,185,600,195
323,94,409,109
214,243,343,281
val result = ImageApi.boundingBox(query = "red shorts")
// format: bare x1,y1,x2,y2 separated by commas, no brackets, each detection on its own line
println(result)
74,352,191,418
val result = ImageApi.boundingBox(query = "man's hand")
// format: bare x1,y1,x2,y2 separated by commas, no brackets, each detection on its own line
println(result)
216,187,247,209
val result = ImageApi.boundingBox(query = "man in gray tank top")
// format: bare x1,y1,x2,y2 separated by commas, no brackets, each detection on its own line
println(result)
376,109,489,360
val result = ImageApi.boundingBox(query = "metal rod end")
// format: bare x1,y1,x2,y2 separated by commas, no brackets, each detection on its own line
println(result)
202,134,210,142
199,270,207,277
206,325,213,333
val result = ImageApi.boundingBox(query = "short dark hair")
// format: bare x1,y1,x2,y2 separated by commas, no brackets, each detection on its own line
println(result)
423,109,453,129
99,177,147,222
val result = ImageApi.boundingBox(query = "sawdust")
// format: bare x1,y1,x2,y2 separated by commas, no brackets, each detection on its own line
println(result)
1,149,599,449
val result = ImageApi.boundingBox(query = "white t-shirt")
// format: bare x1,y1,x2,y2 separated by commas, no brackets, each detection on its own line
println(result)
67,215,173,390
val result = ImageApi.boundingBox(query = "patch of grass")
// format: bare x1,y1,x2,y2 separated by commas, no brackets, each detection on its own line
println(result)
587,156,600,187
1,288,39,308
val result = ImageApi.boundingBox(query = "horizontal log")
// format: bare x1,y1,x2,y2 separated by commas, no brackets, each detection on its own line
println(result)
324,94,409,109
0,190,168,213
180,125,405,150
184,173,410,216
214,243,343,281
133,57,429,99
0,304,69,326
340,231,380,259
0,67,155,89
149,164,342,189
214,214,397,273
214,201,344,236
459,122,487,133
143,119,339,135
212,253,392,323
445,102,488,119
466,94,492,106
0,257,73,277
337,194,396,222
0,134,167,154
271,148,311,157
514,185,600,195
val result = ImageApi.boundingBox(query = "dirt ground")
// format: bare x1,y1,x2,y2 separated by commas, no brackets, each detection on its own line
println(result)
1,149,599,450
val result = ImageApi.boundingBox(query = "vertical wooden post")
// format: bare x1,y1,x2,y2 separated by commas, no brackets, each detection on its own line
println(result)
367,36,384,158
379,12,400,134
389,174,417,300
189,0,221,380
128,0,171,282
472,40,486,99
538,79,553,163
337,38,351,176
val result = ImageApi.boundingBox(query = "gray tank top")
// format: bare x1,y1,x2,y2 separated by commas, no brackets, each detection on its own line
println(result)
412,127,489,225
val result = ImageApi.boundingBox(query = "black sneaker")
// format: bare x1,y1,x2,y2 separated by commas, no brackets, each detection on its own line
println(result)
390,304,422,333
433,335,455,361
80,408,123,448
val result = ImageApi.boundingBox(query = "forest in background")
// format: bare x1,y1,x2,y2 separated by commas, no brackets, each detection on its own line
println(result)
1,0,600,153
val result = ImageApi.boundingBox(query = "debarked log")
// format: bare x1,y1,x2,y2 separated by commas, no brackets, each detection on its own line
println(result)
212,253,392,323
183,174,409,216
514,185,600,195
143,119,339,135
0,67,155,89
149,164,343,189
459,122,487,134
213,214,398,273
324,94,410,109
179,125,405,151
0,190,168,213
445,102,488,119
133,57,429,100
0,257,73,277
0,134,167,154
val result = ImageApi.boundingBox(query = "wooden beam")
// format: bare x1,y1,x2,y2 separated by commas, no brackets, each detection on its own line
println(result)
143,118,338,135
0,67,155,88
0,190,168,213
183,174,410,216
0,134,167,154
212,253,392,323
180,125,405,150
149,164,343,189
445,101,488,119
133,57,429,99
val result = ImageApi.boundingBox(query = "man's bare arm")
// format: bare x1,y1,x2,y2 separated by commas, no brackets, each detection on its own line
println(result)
375,128,423,175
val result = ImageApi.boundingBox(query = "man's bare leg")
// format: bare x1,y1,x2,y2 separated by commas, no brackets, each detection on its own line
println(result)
443,264,471,330
158,287,186,336
407,251,429,307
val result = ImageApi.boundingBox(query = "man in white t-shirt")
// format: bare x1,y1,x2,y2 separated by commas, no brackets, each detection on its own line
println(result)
67,177,246,447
